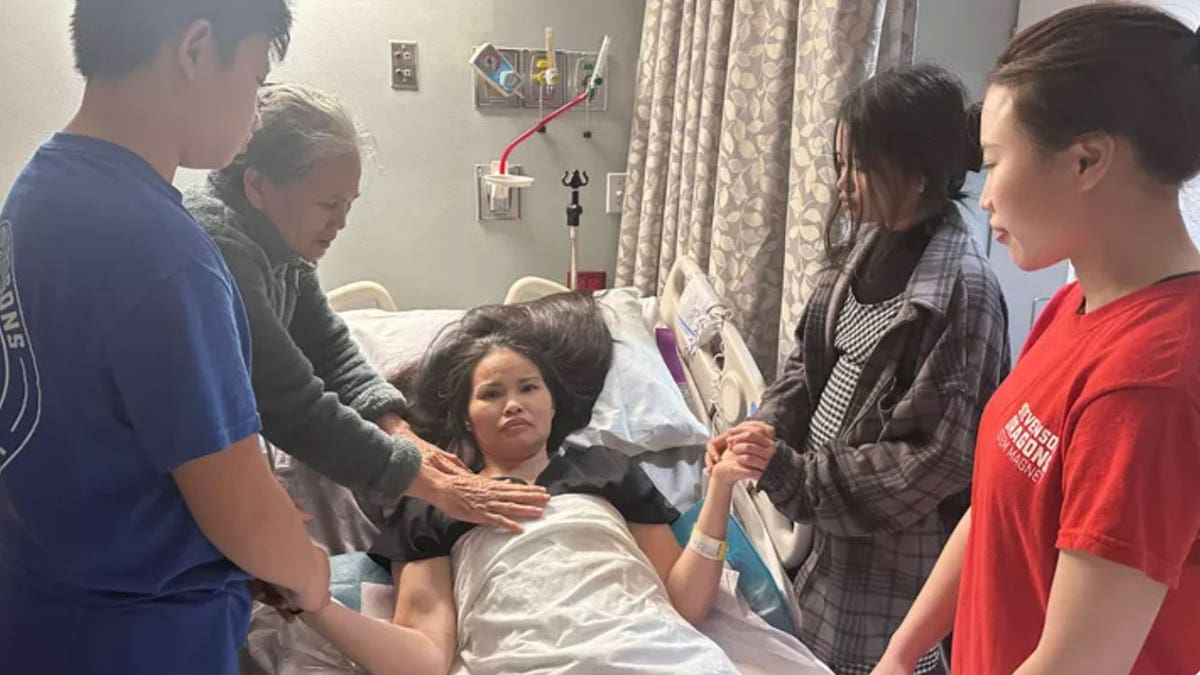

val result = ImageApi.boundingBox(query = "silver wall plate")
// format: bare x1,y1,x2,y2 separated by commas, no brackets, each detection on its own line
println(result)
390,41,419,91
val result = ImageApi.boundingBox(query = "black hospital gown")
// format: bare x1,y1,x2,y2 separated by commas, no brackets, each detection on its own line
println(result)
370,445,680,564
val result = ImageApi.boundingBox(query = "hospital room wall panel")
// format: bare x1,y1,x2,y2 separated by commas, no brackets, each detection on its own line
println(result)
0,0,644,309
0,0,1040,313
14,0,1184,328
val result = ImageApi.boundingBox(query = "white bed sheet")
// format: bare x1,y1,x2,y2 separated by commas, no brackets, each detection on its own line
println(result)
243,276,816,674
332,282,799,616
245,495,830,675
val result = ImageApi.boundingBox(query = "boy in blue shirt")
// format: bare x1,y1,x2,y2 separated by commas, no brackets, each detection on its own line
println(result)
0,2,332,673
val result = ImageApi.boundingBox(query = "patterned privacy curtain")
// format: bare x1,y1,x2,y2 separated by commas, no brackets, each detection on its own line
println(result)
616,0,917,377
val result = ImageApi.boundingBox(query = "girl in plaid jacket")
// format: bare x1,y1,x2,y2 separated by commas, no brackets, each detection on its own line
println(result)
708,64,1010,675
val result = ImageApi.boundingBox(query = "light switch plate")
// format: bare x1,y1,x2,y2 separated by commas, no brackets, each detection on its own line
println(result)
606,172,628,214
390,41,418,90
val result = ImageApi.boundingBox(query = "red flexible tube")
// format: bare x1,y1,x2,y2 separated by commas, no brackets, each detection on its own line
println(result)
498,90,591,175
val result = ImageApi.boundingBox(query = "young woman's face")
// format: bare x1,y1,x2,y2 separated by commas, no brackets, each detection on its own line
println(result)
979,85,1085,271
836,127,880,224
835,127,920,228
468,348,555,463
245,151,362,262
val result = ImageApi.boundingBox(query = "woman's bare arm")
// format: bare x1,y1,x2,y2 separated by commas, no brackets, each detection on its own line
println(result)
299,558,457,675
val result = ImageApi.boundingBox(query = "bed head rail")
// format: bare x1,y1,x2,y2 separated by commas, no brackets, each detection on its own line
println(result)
662,258,807,625
659,257,767,433
327,281,398,312
504,276,571,305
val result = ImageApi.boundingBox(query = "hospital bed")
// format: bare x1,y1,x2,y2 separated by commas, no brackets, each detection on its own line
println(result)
329,257,805,627
244,258,820,673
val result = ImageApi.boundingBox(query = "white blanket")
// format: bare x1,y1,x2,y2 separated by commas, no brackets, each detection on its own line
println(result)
245,495,830,675
451,494,736,674
450,494,830,675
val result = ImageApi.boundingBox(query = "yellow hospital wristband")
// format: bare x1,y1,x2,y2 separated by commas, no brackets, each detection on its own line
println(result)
688,526,729,561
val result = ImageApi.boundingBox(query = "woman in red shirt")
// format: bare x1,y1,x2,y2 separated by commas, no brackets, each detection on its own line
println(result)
864,5,1200,674
727,4,1200,673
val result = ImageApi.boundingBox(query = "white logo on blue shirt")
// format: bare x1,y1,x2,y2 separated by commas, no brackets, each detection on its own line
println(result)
0,220,41,474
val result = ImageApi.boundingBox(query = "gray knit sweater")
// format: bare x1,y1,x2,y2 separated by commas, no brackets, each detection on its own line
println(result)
184,180,421,500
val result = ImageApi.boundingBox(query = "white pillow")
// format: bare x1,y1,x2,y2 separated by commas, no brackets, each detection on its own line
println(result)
638,296,661,330
565,288,710,454
342,308,464,379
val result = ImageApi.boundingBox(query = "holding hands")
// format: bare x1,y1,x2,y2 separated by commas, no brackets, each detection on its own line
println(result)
705,420,777,485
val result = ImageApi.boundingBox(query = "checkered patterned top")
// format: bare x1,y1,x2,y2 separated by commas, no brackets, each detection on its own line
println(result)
754,211,1011,670
805,291,906,453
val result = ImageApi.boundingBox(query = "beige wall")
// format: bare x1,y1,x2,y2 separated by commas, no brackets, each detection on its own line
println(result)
0,1,645,309
915,0,1021,99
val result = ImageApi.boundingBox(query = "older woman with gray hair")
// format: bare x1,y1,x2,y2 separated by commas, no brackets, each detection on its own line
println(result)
184,83,547,542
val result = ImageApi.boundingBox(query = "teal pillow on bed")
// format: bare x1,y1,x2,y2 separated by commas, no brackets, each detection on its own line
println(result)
329,552,391,612
670,501,798,637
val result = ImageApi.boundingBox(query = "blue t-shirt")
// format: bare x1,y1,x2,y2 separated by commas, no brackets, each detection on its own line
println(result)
0,134,262,675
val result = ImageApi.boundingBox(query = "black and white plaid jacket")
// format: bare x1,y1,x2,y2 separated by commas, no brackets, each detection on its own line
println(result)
755,212,1010,671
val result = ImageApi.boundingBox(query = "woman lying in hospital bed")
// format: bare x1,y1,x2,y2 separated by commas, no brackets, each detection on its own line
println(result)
261,293,829,674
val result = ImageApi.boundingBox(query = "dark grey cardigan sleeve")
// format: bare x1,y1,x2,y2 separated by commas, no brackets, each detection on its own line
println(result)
216,239,421,499
291,269,408,422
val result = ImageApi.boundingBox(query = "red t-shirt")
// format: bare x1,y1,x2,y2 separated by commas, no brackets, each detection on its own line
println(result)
954,278,1200,675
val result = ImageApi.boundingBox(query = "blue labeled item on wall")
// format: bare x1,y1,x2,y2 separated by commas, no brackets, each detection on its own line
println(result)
470,43,523,97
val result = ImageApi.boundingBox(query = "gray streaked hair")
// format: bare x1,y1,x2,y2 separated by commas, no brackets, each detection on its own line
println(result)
210,82,362,206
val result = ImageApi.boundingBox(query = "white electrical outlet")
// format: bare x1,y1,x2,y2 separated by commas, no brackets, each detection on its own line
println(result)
606,172,627,214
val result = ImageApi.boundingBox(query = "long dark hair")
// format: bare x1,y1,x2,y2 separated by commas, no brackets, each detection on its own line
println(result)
991,4,1200,186
393,292,613,469
825,64,982,265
